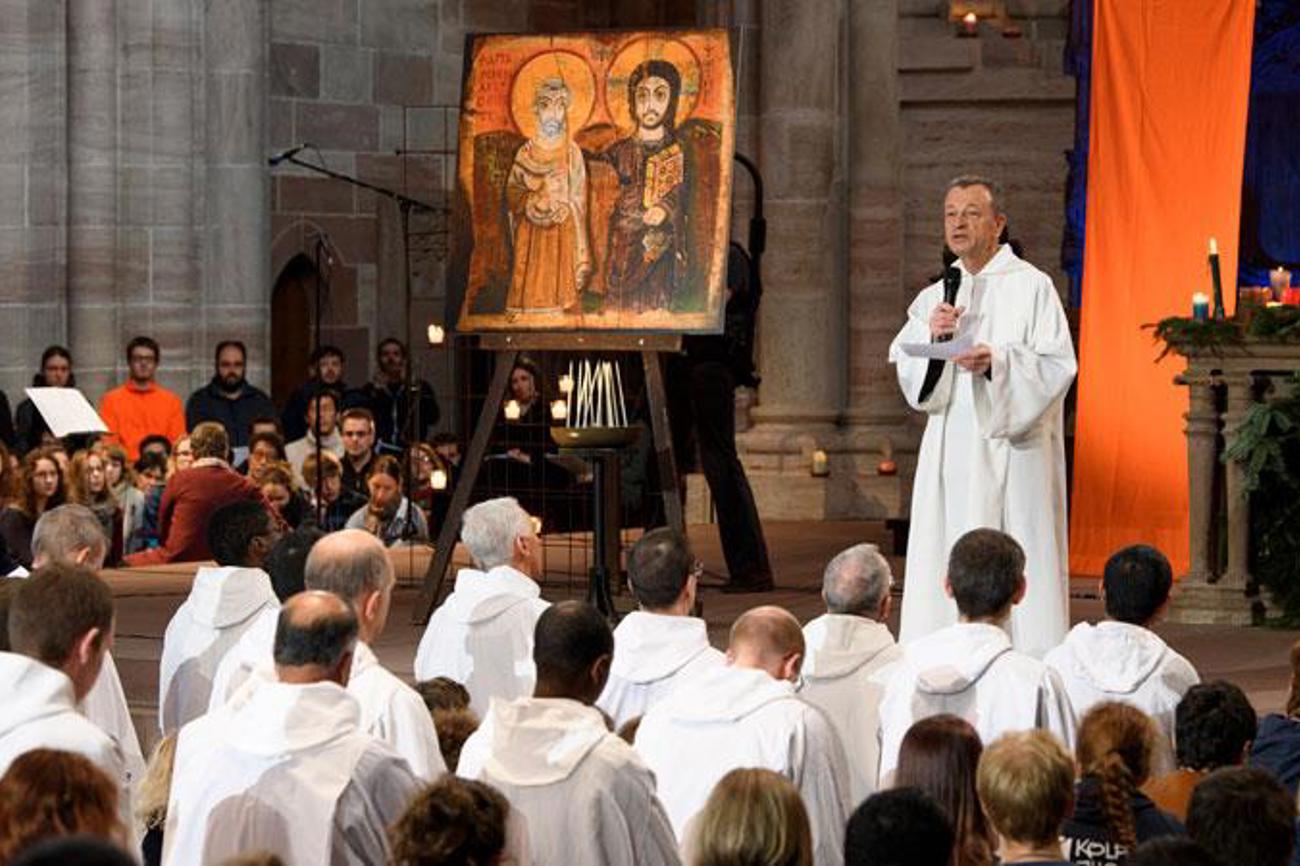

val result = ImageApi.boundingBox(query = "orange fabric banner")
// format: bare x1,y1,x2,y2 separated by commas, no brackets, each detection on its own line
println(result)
1069,0,1255,577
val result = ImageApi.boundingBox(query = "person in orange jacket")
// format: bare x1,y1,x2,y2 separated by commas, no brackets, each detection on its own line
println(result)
99,336,187,461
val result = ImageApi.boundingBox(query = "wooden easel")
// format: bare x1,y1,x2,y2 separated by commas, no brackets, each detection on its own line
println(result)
414,331,685,622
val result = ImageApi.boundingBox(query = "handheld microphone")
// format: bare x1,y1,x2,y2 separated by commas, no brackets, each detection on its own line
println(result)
268,144,310,167
938,266,961,343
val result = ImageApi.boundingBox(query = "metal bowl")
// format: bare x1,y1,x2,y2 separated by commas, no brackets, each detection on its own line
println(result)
549,426,642,449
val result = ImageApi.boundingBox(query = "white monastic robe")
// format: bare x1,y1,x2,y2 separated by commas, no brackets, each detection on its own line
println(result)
1044,621,1199,772
81,651,147,792
459,697,681,866
635,665,852,866
889,244,1077,658
159,565,279,734
800,613,903,806
206,605,278,710
413,565,551,716
877,621,1077,783
595,611,725,730
163,679,420,866
0,652,131,828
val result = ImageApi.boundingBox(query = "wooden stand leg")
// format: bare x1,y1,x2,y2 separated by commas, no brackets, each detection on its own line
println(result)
414,349,517,622
644,350,684,534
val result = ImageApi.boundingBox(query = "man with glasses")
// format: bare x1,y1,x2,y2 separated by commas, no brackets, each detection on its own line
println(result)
99,336,186,460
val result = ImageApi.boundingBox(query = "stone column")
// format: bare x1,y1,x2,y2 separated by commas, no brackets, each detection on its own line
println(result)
1220,374,1253,590
1178,372,1219,584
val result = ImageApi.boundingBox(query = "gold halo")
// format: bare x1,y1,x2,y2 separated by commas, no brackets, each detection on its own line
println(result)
509,51,597,141
606,36,702,137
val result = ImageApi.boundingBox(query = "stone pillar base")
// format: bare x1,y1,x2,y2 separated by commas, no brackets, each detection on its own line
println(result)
1166,581,1262,626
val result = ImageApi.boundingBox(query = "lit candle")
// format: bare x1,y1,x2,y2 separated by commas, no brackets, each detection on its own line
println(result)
1271,267,1292,293
426,323,445,345
550,399,568,422
1192,292,1209,322
1208,237,1218,256
811,449,830,477
559,373,574,394
504,400,521,420
960,11,978,36
431,468,448,490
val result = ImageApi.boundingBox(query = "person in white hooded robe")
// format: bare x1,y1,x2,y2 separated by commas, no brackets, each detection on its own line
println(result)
800,542,903,805
163,591,421,866
635,605,851,866
1044,544,1198,772
889,176,1076,659
458,601,681,866
203,529,444,780
158,499,280,734
414,496,550,715
878,529,1076,783
595,527,723,730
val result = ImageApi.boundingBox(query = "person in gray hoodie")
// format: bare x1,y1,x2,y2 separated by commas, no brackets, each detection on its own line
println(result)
1043,544,1199,772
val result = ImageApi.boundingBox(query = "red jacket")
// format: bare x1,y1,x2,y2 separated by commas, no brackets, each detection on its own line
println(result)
123,462,282,566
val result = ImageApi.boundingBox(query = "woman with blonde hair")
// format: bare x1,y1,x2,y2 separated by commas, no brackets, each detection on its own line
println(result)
1061,702,1184,864
0,748,126,862
688,768,813,866
136,734,177,866
67,449,124,565
0,447,65,567
894,714,996,866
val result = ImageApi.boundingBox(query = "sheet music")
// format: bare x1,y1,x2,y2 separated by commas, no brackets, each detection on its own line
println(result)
24,387,108,438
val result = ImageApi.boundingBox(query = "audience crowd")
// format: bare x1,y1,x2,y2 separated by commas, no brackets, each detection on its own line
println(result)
0,339,1299,866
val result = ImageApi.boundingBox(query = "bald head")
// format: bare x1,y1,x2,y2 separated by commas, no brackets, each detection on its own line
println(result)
305,529,394,601
727,606,805,682
274,590,358,685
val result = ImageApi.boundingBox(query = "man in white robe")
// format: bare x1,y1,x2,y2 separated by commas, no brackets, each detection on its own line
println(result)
0,563,129,829
878,529,1076,783
1044,544,1198,771
29,505,146,792
459,601,680,866
414,497,550,715
158,500,280,734
595,528,723,730
889,176,1076,658
636,606,852,866
164,592,421,866
801,543,903,806
206,530,444,780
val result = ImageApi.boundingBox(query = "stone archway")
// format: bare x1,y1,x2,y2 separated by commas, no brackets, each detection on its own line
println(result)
270,254,318,407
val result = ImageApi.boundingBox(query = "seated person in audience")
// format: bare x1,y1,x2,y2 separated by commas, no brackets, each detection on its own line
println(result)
67,449,123,566
158,500,281,734
686,768,812,866
388,776,508,866
344,455,429,546
208,531,445,781
10,836,136,866
595,527,723,729
1060,702,1184,865
416,676,471,714
977,730,1076,866
0,749,126,864
351,337,440,451
242,430,286,483
1126,837,1221,866
895,715,996,866
414,497,550,715
258,461,308,529
1250,637,1300,796
103,443,148,556
139,434,174,464
338,408,378,498
878,529,1076,781
801,542,902,805
301,451,366,532
0,448,65,568
98,336,186,461
1144,681,1256,820
0,564,131,829
1044,544,1198,771
164,592,422,866
27,506,145,792
285,390,343,486
433,708,479,774
458,601,680,866
124,422,282,566
845,788,954,866
1187,767,1295,866
407,442,452,533
431,432,462,479
282,345,350,444
184,340,277,450
14,345,74,454
636,605,851,866
133,450,169,551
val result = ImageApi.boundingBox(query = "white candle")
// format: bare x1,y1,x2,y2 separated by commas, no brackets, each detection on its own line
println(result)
431,468,448,490
551,399,568,422
564,362,574,426
811,449,830,477
504,399,521,421
426,323,445,345
614,361,628,426
559,373,574,394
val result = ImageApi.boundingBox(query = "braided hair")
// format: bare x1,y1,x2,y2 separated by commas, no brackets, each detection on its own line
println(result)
1076,702,1158,852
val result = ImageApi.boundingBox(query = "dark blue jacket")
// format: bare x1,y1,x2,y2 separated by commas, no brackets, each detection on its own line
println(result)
185,378,277,448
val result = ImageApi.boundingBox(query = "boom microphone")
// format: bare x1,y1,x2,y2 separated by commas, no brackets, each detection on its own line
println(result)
268,144,310,167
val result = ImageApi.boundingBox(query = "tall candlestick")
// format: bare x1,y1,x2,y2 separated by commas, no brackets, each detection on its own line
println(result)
1208,237,1225,320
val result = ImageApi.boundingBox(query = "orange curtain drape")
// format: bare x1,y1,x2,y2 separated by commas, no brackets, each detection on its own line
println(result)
1069,0,1255,577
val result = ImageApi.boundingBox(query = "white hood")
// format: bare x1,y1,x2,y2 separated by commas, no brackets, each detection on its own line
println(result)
443,566,541,625
910,623,1012,695
802,614,897,679
485,697,609,786
0,652,78,737
663,664,795,723
187,567,279,629
610,611,714,684
1059,621,1173,695
220,680,361,756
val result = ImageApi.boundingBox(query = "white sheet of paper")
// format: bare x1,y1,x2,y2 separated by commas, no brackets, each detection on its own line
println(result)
899,332,975,360
24,387,109,438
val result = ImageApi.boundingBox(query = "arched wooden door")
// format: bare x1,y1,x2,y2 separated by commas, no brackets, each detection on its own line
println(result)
270,254,317,408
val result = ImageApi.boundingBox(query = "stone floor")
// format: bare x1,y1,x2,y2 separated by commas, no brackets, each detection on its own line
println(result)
108,520,1299,756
